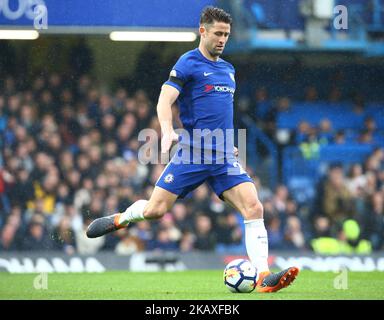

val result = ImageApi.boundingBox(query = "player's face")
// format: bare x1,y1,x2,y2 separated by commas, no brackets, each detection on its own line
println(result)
201,21,231,57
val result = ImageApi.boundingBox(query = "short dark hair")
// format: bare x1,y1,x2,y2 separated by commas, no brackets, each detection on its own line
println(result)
200,6,232,26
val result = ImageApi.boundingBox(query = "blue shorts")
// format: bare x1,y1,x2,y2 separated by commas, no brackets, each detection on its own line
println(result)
155,158,253,200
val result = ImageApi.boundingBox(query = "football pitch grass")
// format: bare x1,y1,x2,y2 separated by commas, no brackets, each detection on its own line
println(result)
0,270,383,300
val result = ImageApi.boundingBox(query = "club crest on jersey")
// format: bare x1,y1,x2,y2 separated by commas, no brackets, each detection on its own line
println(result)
164,174,174,183
229,73,235,82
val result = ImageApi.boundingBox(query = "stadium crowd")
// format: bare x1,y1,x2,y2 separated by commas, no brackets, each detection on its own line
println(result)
0,73,383,255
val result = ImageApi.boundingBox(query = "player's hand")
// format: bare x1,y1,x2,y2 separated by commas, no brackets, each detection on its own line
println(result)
161,131,179,153
233,146,239,157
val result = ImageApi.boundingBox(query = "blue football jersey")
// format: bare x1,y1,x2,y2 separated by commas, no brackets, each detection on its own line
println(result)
164,48,236,163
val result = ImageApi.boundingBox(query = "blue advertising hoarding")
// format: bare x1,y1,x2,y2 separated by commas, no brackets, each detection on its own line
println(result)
1,0,380,31
0,0,216,30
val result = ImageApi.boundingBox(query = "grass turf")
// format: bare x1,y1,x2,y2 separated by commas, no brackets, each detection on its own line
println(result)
0,270,383,300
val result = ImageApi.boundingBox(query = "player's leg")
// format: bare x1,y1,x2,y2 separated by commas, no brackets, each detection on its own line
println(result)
87,158,209,238
220,181,299,292
221,182,268,270
86,186,177,238
222,182,300,291
208,159,299,292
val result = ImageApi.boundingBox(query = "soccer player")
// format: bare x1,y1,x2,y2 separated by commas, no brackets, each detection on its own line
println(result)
87,6,299,293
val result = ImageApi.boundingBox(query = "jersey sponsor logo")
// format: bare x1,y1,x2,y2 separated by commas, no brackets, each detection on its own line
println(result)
214,85,235,94
204,84,214,92
204,84,235,94
204,72,214,76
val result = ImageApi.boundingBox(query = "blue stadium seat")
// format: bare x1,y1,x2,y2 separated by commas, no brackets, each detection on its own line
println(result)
277,102,369,130
319,144,375,162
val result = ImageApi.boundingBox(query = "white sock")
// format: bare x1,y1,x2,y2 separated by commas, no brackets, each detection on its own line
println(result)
118,200,148,225
244,219,270,273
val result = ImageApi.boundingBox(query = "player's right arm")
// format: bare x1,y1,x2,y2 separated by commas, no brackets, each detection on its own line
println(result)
158,53,191,153
157,84,180,153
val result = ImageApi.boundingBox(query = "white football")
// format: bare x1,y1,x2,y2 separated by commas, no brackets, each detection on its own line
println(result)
223,259,257,293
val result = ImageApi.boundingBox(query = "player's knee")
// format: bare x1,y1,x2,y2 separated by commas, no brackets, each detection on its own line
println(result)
143,202,168,220
243,200,264,220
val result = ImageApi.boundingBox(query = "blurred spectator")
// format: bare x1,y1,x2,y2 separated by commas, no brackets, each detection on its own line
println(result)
337,219,372,254
266,216,284,249
216,212,243,246
0,207,22,250
74,178,93,213
284,216,306,250
352,100,365,116
130,220,153,244
20,214,53,251
295,121,311,144
158,213,182,244
272,184,289,214
334,130,346,144
328,87,342,102
193,214,216,251
51,216,76,255
172,202,193,233
321,164,354,225
59,106,82,145
312,216,332,238
192,184,211,213
318,119,334,145
304,86,319,102
147,227,178,252
363,192,384,250
263,97,291,140
206,192,230,222
299,132,320,160
115,233,144,255
358,129,375,144
0,166,13,216
345,164,367,197
179,231,196,252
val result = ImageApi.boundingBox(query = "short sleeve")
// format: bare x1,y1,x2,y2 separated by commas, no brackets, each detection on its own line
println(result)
164,55,191,92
